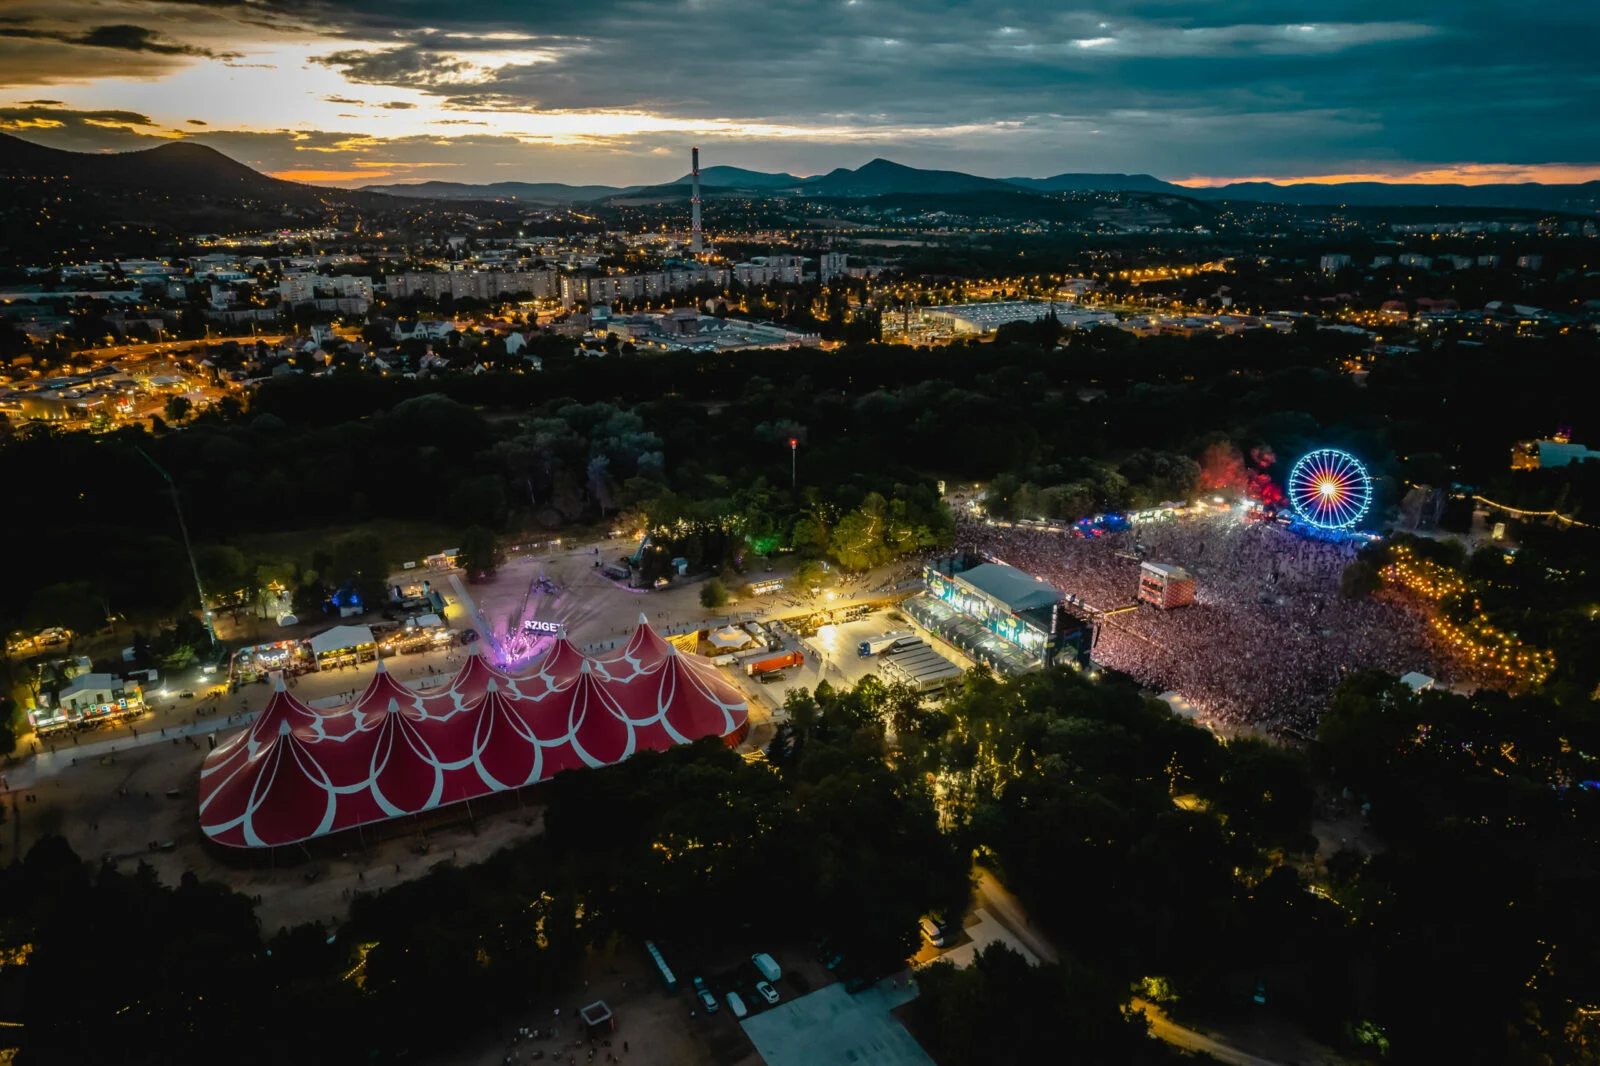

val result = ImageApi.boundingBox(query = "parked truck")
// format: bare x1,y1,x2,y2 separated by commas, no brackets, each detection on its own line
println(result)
858,630,913,657
746,650,804,676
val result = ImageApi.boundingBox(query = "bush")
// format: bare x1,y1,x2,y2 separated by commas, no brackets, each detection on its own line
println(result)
699,577,729,609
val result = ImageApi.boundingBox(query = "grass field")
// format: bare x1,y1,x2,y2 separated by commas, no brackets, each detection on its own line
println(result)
229,519,466,569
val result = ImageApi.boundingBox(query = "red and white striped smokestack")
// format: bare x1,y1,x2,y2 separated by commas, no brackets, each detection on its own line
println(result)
690,146,703,256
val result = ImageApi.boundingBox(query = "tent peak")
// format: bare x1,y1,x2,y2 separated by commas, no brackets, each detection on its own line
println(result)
485,678,499,693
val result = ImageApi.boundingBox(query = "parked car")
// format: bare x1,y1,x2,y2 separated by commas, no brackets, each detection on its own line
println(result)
726,991,748,1019
752,953,781,982
692,976,717,1013
920,917,947,948
756,981,779,1005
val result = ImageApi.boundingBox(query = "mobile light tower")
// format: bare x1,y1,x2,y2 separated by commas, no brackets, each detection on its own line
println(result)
789,437,798,489
689,146,703,257
136,447,218,649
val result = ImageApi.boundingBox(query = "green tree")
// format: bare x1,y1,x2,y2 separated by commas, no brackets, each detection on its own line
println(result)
328,532,389,608
699,577,729,609
458,525,498,580
163,395,192,423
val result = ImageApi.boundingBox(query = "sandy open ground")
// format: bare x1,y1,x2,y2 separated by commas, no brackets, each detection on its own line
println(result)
2,538,912,939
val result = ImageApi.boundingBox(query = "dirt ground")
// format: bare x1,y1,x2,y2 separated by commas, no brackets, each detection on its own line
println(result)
4,701,552,936
440,940,837,1066
0,536,913,964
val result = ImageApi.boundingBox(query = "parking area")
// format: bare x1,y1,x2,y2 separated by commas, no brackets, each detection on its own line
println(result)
769,614,929,701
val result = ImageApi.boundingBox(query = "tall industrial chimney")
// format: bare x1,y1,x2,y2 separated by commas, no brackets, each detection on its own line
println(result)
690,146,703,256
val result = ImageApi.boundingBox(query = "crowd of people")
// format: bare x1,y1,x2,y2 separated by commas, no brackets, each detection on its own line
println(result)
956,512,1455,736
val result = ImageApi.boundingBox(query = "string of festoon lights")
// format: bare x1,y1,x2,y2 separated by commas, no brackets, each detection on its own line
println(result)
1382,544,1555,685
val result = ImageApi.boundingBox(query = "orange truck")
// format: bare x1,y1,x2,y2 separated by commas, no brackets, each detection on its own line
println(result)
746,650,804,676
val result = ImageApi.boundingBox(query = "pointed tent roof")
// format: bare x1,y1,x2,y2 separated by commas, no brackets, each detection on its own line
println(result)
619,643,748,745
351,656,423,724
454,679,546,793
199,720,339,848
519,634,589,697
563,660,635,768
207,673,322,765
596,615,674,681
198,620,751,848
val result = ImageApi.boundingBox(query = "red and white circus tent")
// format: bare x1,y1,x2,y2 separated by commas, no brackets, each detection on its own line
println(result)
199,617,749,848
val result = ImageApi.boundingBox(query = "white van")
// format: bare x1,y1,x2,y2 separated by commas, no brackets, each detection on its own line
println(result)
920,917,947,948
726,991,748,1019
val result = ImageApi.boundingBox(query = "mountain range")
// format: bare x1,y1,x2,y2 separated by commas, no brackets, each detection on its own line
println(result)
0,132,334,204
4,133,1596,214
365,156,1600,211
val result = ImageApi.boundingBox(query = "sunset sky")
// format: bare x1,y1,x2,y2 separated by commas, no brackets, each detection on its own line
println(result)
1,0,1596,188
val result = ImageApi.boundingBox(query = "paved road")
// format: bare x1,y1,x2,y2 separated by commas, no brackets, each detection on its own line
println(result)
973,869,1296,1066
1132,1000,1293,1066
973,869,1059,964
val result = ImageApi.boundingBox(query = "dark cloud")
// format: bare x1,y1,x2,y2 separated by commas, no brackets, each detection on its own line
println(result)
4,0,1596,179
287,0,1600,177
0,21,236,57
377,101,415,110
0,104,155,127
0,105,164,153
187,118,207,125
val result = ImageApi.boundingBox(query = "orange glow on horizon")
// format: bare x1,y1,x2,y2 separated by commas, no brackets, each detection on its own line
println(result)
1173,163,1600,187
269,168,396,183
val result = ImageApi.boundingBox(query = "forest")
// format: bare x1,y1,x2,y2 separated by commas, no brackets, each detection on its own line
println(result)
5,324,1597,643
4,658,1596,1064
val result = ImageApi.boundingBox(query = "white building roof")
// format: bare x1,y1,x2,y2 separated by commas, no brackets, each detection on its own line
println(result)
309,624,376,656
58,673,124,700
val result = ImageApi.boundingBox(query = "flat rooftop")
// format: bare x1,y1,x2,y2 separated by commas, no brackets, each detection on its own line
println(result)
952,561,1063,612
740,982,932,1066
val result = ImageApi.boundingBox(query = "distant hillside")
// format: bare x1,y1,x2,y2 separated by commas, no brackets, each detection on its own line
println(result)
361,179,638,203
666,165,802,189
0,132,418,261
353,154,1597,210
1005,172,1180,194
0,132,344,204
800,158,1017,197
15,134,1587,220
1185,179,1600,211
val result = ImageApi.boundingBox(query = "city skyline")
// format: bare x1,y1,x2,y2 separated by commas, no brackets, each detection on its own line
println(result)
0,0,1596,188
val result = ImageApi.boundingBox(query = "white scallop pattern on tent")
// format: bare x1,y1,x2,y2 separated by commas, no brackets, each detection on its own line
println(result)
197,619,749,848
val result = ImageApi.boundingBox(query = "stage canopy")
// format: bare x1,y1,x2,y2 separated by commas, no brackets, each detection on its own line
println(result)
198,617,748,848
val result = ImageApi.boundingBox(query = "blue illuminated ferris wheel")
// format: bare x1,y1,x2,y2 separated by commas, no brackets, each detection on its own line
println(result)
1287,448,1372,529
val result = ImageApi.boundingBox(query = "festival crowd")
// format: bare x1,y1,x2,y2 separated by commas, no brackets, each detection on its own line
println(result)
956,512,1454,736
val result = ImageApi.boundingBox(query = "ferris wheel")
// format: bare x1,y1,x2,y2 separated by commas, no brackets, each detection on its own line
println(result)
1287,448,1372,529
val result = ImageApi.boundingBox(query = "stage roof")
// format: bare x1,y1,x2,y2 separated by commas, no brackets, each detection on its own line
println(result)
953,562,1063,612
